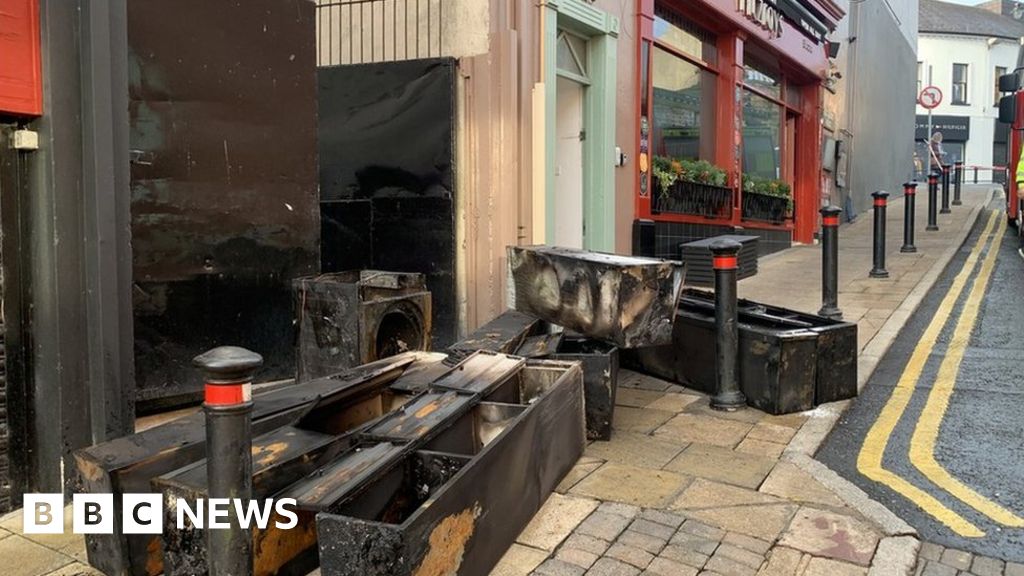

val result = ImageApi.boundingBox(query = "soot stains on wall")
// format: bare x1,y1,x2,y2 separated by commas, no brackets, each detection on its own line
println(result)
128,0,319,406
319,58,457,348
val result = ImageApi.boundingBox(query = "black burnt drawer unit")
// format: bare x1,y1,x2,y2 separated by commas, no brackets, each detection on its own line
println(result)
624,289,857,414
315,360,586,576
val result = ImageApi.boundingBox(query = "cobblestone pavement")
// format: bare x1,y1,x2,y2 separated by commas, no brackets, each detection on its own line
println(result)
490,371,885,576
915,542,1024,576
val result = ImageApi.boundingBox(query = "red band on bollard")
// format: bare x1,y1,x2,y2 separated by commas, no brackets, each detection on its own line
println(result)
713,255,738,269
874,198,886,207
904,189,916,195
205,383,252,406
823,216,839,226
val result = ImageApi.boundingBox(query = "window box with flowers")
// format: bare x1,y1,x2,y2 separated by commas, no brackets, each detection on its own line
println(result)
741,175,792,224
651,156,733,218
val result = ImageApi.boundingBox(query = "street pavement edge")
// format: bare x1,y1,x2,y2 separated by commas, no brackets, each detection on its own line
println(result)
782,189,994,576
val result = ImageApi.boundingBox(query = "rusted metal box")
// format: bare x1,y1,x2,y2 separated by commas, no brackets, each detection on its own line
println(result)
315,360,586,576
294,271,432,382
507,246,684,348
549,337,619,441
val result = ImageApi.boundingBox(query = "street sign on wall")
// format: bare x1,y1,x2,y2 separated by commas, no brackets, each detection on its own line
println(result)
918,86,943,109
0,0,42,116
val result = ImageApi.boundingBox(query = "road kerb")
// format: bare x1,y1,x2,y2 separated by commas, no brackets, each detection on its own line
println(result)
868,536,921,576
780,190,992,575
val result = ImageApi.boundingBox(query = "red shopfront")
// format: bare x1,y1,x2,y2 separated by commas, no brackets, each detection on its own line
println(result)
0,0,42,117
635,0,842,257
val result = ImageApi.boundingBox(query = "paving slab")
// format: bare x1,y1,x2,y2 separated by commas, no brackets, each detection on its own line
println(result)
778,507,880,566
517,493,600,551
585,432,687,470
664,444,775,489
654,414,754,448
571,464,691,508
0,536,74,576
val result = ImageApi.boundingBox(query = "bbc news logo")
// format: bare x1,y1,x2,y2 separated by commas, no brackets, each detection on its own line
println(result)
23,494,298,534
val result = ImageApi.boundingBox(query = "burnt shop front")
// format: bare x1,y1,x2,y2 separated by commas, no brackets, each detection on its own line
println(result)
634,0,841,257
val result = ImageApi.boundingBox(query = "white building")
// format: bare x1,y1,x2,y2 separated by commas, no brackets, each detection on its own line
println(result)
916,0,1024,179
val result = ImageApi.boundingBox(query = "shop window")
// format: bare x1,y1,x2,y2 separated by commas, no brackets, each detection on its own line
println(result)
742,89,782,180
744,57,781,100
652,46,717,161
995,66,1007,106
952,63,969,105
653,4,717,66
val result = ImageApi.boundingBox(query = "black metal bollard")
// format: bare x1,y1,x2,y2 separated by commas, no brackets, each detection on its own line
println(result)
710,239,745,411
195,346,263,576
870,191,890,278
901,182,918,254
973,166,978,184
927,172,939,231
818,206,843,320
940,164,951,214
953,161,963,206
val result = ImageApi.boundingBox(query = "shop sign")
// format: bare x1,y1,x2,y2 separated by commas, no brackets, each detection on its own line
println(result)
914,115,970,142
737,0,784,39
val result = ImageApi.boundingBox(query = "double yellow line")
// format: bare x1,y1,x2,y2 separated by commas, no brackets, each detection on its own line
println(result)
856,212,1019,538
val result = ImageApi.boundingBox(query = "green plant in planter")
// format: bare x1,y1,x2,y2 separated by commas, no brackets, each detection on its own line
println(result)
652,155,678,202
678,158,728,187
653,155,729,195
742,174,793,209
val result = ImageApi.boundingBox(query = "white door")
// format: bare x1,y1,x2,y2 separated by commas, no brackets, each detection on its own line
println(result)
554,75,585,249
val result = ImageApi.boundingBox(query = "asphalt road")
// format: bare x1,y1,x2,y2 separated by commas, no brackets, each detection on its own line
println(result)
817,205,1024,561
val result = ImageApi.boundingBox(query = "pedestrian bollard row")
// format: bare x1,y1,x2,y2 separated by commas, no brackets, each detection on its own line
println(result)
818,205,842,320
194,345,263,576
941,164,952,214
901,182,917,254
870,191,890,278
710,239,745,412
927,172,940,231
953,161,963,206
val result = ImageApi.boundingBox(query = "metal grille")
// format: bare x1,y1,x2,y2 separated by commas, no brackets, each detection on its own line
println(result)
316,0,444,66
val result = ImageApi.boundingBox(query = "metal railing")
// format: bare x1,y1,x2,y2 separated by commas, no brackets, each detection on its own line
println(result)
316,0,444,66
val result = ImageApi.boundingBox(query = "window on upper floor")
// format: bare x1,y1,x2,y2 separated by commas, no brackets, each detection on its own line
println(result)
952,63,969,105
995,66,1007,106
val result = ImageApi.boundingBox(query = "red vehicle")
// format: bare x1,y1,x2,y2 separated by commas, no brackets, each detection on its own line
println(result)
999,73,1023,232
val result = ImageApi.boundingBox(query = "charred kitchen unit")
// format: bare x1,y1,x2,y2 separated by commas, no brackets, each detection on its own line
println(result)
294,271,432,382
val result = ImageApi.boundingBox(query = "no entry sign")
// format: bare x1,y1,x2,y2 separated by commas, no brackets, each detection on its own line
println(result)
919,86,943,109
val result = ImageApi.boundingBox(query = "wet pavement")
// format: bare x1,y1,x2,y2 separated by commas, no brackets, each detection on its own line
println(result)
818,204,1024,563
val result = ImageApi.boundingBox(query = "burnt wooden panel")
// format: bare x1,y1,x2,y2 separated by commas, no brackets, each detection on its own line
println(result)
128,0,319,406
448,310,543,360
508,246,684,348
430,351,525,396
363,391,474,443
158,426,349,576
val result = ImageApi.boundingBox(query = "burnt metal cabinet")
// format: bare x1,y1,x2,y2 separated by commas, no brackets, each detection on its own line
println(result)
316,361,586,576
294,271,432,382
624,289,857,414
550,337,619,441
